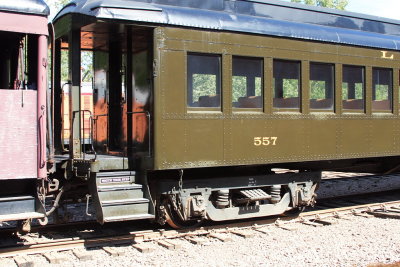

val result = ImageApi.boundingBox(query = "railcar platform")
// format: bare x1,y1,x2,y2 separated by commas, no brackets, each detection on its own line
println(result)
54,154,130,171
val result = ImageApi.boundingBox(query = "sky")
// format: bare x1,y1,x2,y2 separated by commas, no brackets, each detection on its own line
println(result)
45,1,57,20
346,0,400,20
281,0,400,20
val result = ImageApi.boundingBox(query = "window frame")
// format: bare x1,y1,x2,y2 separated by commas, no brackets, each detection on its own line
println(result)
272,59,302,111
309,62,335,112
372,67,393,113
231,56,264,112
186,52,222,111
342,64,366,113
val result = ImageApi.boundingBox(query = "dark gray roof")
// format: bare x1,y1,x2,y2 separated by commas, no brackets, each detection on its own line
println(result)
54,0,400,51
0,0,49,16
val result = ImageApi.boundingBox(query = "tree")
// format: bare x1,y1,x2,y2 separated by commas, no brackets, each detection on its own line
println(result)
46,0,70,14
46,0,93,83
291,0,349,10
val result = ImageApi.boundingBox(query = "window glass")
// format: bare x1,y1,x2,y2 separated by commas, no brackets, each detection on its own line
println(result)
232,57,263,109
372,68,392,112
310,63,334,110
342,65,365,110
187,54,221,108
273,60,300,109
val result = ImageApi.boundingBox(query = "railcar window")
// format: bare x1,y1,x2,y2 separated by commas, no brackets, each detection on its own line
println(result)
187,54,221,108
372,68,392,112
273,60,301,109
232,57,263,109
342,65,365,111
0,32,37,90
310,63,334,110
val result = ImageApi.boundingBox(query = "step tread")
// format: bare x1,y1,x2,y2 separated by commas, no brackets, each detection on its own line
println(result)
98,184,142,192
0,212,45,222
103,214,155,222
101,198,149,206
97,171,135,178
0,196,35,202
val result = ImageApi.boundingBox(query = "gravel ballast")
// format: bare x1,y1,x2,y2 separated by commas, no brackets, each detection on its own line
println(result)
1,216,399,267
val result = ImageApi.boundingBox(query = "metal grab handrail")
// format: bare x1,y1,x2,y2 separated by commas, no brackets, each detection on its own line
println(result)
60,82,71,152
127,111,152,157
38,105,46,169
71,109,97,161
92,114,109,120
89,111,152,157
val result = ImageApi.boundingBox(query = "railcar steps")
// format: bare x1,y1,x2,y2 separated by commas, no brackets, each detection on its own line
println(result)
91,171,154,224
0,196,45,222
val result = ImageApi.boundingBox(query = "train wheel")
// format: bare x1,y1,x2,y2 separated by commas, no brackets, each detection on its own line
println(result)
163,200,204,229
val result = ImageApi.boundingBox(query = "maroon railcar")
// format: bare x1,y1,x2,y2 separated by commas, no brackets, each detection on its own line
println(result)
0,0,49,224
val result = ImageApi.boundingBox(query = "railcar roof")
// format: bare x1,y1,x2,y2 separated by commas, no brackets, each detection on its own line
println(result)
54,0,400,51
0,0,49,16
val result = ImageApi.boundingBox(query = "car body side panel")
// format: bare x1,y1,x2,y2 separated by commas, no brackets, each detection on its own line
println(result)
0,90,38,179
153,27,400,170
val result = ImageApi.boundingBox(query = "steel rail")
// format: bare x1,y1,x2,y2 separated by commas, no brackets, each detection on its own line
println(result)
0,198,399,258
294,200,400,221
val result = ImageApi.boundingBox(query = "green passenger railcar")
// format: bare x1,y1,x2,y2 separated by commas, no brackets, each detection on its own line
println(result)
51,0,400,227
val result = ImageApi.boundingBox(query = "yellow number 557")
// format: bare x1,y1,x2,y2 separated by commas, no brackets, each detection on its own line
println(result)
254,137,278,146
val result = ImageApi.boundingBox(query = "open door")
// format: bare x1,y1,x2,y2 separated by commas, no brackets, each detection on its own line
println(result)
92,24,153,159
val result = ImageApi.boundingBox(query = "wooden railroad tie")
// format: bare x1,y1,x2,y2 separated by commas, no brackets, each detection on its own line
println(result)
43,252,69,264
275,222,299,231
102,247,126,257
73,249,94,261
253,227,270,234
13,255,36,267
186,236,207,245
209,233,233,242
367,210,400,219
301,220,325,227
231,230,254,239
0,258,17,267
352,210,374,218
157,239,181,250
132,243,156,253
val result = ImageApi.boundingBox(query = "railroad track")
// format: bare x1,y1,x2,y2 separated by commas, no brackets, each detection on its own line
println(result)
0,189,399,265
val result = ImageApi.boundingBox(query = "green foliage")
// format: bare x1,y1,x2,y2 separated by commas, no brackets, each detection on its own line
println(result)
272,79,299,98
255,77,262,97
232,76,262,102
60,50,69,82
46,0,70,12
342,83,364,99
81,51,93,82
283,79,299,98
59,47,93,83
132,51,148,88
46,0,93,84
232,76,247,102
49,48,92,84
192,74,217,102
342,83,347,99
375,85,389,100
291,0,349,10
355,84,363,99
310,80,326,99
